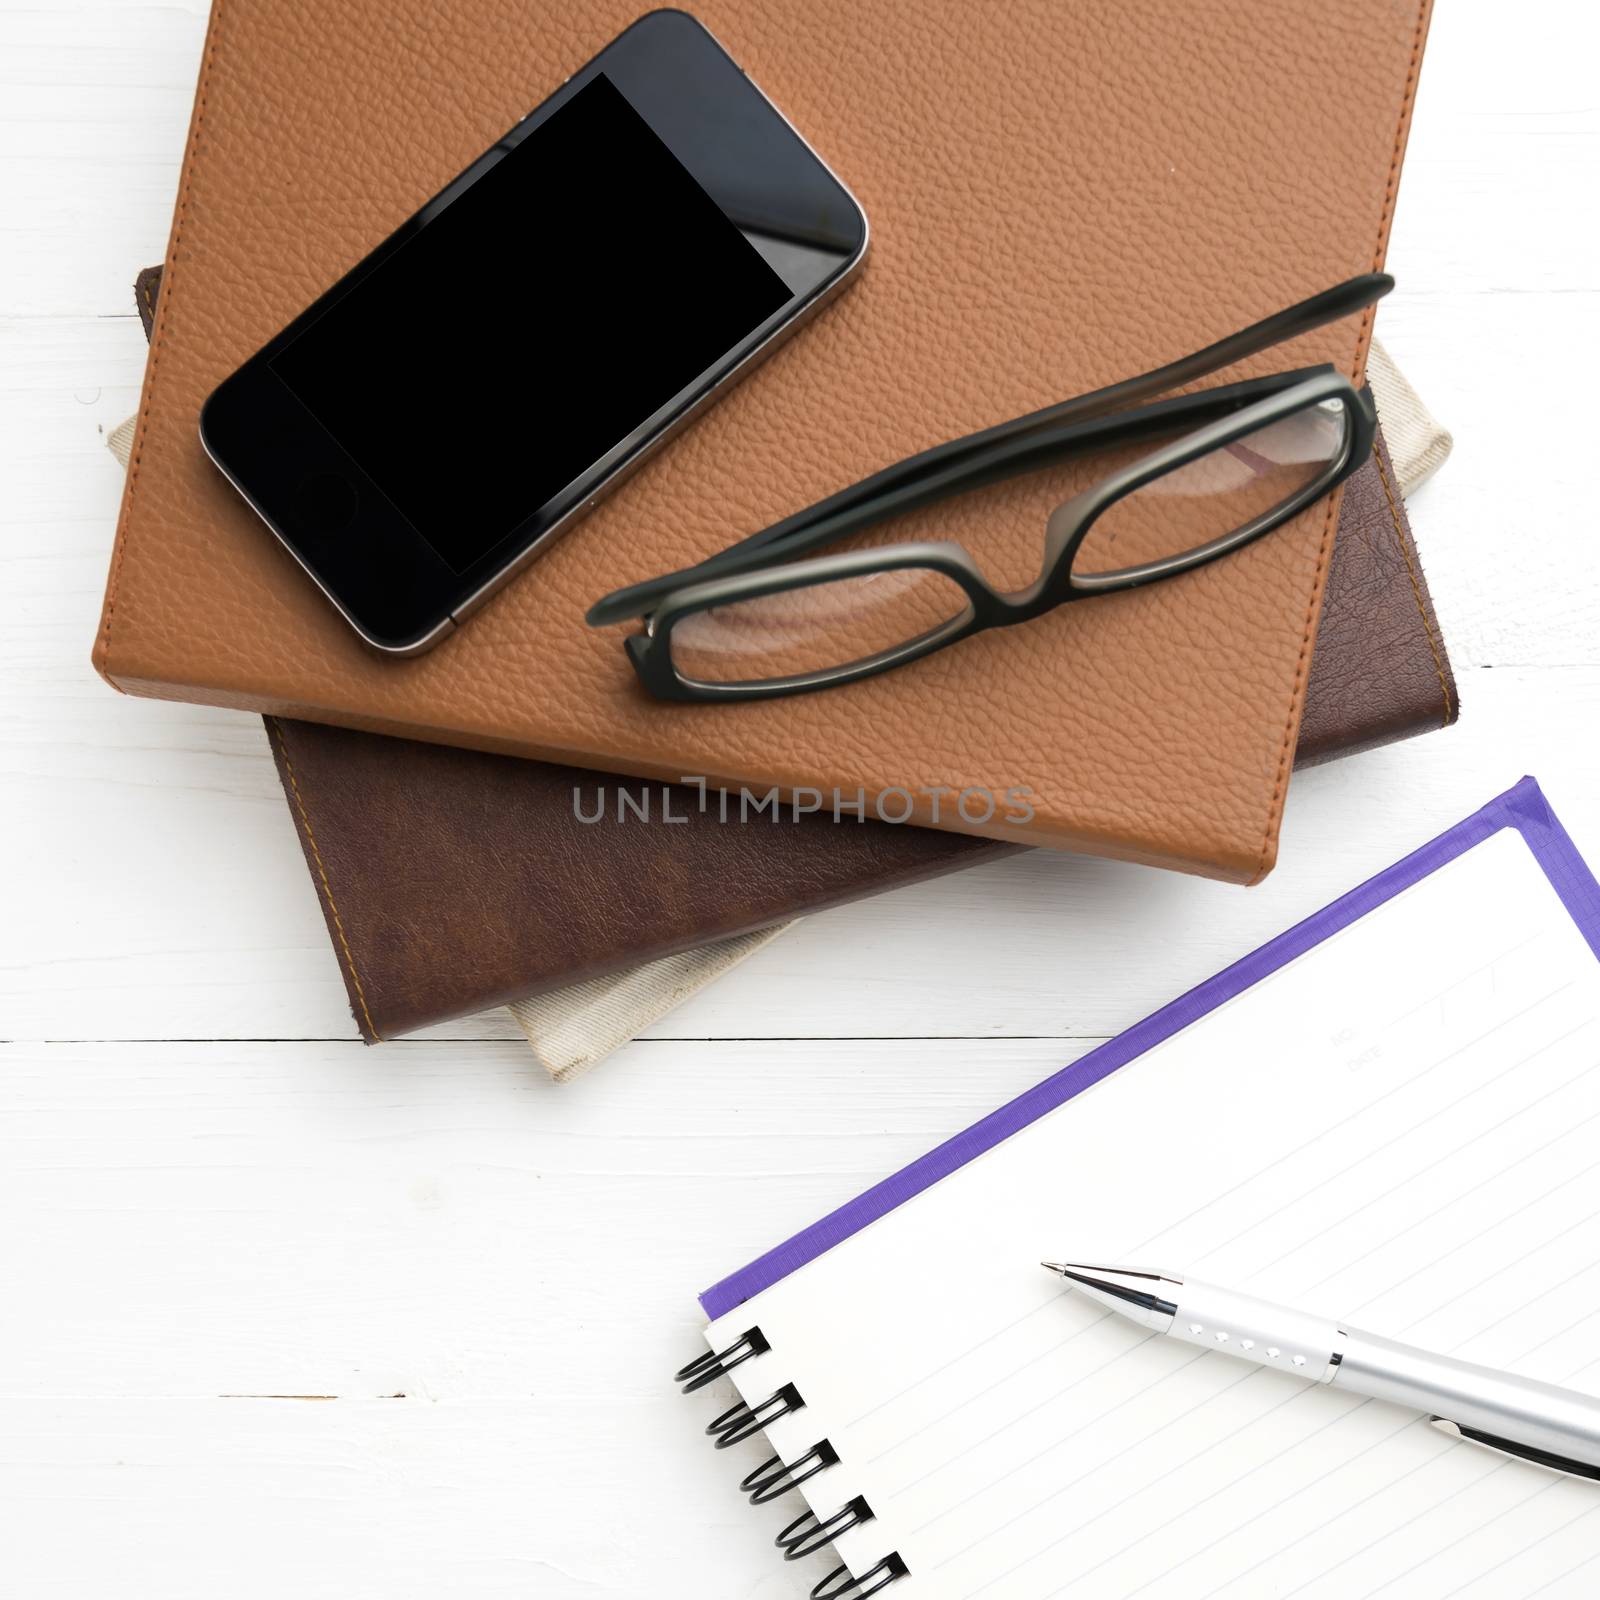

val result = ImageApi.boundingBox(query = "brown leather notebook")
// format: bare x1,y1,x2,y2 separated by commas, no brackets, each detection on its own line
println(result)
94,0,1434,880
140,256,1457,1042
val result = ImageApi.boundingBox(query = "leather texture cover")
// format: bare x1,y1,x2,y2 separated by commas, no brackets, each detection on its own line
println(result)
264,425,1458,1041
96,0,1433,879
131,267,1458,1043
138,250,1457,1040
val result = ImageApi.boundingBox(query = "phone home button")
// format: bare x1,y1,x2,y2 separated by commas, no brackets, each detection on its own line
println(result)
293,471,359,534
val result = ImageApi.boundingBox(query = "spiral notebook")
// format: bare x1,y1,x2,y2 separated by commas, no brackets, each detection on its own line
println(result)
682,778,1600,1599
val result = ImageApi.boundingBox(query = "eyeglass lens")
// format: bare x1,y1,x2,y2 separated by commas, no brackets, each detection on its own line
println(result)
668,567,971,686
1068,399,1349,581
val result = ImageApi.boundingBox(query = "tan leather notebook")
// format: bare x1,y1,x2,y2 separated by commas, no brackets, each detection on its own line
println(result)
133,263,1459,1045
95,0,1433,880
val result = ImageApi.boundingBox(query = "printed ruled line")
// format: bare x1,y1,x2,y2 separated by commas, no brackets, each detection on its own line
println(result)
1183,1421,1445,1600
1275,1460,1529,1600
1317,1106,1600,1303
1130,1348,1600,1600
1195,1017,1596,1275
1125,983,1575,1261
1351,1472,1561,1599
1310,1141,1600,1317
966,1388,1363,1599
864,1313,1117,1468
1387,1196,1600,1329
931,1358,1261,1559
1104,1414,1430,1600
1202,1443,1480,1599
1383,928,1546,1030
1408,1200,1600,1331
1468,1258,1600,1350
1505,1298,1600,1367
845,1290,1068,1432
890,1330,1169,1505
1434,1499,1600,1598
1519,1540,1600,1600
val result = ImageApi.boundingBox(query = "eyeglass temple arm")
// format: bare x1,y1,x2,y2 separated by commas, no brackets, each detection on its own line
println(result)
588,272,1391,625
762,273,1393,535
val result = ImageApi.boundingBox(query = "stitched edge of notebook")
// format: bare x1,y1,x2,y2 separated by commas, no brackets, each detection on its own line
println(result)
1255,493,1339,885
1372,439,1453,727
97,0,227,677
266,716,382,1042
1251,0,1430,886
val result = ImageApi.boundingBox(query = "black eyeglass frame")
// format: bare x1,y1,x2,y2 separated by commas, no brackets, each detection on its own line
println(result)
590,276,1388,702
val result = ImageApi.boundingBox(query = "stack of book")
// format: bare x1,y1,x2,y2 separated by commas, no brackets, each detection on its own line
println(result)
96,0,1448,1073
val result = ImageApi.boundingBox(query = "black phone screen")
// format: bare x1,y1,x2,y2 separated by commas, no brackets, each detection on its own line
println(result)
202,9,867,650
270,73,790,574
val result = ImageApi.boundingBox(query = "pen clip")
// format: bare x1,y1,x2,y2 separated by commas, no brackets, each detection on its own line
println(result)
1429,1417,1600,1482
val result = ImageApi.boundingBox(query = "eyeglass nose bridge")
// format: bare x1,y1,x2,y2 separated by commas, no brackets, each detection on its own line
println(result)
1043,487,1098,564
1037,484,1112,603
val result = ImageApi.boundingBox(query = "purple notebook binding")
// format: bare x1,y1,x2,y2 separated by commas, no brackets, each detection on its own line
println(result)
702,776,1600,1319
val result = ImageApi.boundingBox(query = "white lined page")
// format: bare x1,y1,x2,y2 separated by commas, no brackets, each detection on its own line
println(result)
707,825,1600,1597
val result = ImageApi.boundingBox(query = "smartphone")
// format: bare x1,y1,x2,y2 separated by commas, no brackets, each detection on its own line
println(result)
200,9,868,654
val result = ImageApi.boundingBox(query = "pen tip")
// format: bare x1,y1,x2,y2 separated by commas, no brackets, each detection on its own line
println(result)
1041,1261,1066,1275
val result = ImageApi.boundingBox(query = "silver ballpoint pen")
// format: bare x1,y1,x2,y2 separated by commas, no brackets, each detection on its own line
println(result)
1042,1261,1600,1482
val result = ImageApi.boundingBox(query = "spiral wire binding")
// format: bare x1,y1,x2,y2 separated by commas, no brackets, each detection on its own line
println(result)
707,1383,804,1449
741,1440,840,1504
679,1342,908,1590
812,1555,910,1598
676,1327,769,1394
778,1497,874,1561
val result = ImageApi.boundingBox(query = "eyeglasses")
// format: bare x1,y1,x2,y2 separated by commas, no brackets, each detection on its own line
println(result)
587,274,1390,702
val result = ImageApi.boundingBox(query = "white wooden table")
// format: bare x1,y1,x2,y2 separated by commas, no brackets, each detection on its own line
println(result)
4,3,1599,1593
